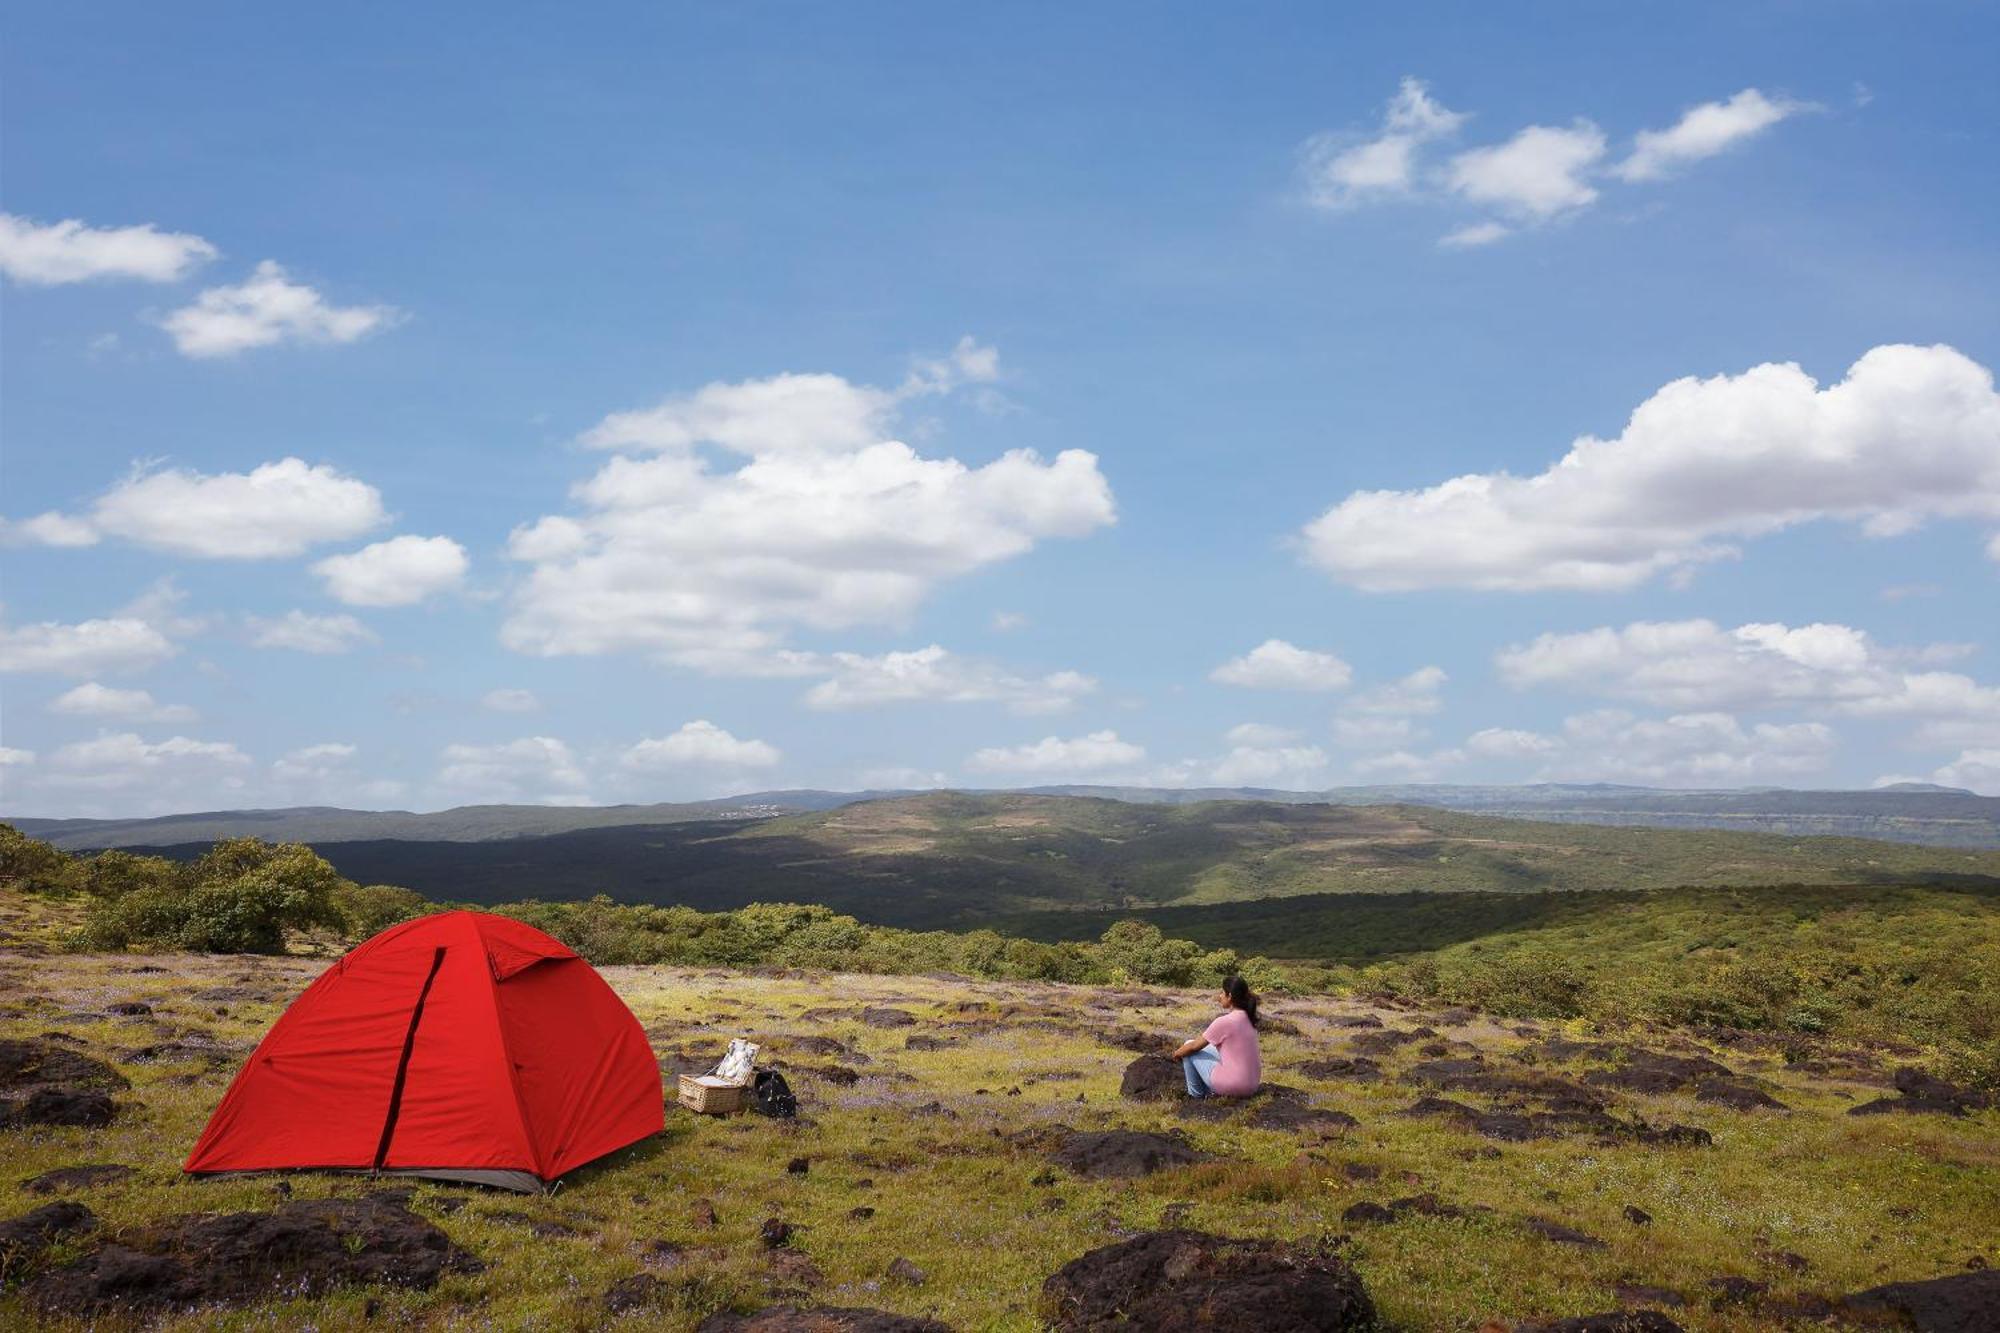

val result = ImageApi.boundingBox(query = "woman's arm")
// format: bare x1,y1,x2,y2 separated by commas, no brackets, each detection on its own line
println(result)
1171,1037,1209,1061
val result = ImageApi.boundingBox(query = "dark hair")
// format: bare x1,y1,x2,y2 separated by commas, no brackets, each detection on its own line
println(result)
1222,975,1260,1028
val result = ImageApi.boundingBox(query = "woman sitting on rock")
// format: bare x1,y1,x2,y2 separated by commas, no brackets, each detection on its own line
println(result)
1171,975,1261,1099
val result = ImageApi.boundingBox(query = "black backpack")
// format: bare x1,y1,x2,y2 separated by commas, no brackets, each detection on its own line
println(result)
751,1070,796,1118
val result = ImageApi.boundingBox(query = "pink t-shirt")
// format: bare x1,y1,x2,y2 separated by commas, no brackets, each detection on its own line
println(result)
1201,1008,1261,1097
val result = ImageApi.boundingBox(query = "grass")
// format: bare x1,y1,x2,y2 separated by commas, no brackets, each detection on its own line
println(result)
4,918,1997,1331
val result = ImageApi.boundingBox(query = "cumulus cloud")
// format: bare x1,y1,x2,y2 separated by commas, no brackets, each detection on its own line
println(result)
621,720,781,770
0,213,215,285
436,737,590,805
15,457,387,559
1303,344,2000,591
313,535,469,607
1549,710,1837,783
1343,666,1448,716
160,261,400,357
48,682,195,723
247,611,378,654
1210,639,1353,692
481,688,542,714
1330,716,1420,750
1209,736,1330,787
1446,121,1607,219
966,730,1146,775
802,645,1094,715
266,742,405,805
0,616,177,677
45,732,252,795
1299,83,1807,245
503,346,1114,673
1351,747,1465,782
1299,77,1467,209
1615,89,1806,182
1932,749,2000,795
1465,727,1562,760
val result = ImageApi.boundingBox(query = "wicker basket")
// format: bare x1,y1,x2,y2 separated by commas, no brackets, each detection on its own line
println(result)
678,1073,747,1115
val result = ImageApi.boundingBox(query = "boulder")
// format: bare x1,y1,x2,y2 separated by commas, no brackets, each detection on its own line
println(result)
1840,1268,2000,1333
20,1164,136,1195
1514,1315,1684,1333
21,1195,481,1316
1849,1068,1993,1118
0,1201,96,1276
1042,1229,1374,1331
1049,1131,1209,1179
1120,1055,1183,1101
696,1308,954,1332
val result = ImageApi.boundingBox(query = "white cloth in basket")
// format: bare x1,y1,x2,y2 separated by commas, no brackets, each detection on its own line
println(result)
711,1038,758,1086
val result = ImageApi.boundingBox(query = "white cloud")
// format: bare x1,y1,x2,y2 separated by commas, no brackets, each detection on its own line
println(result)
1615,89,1804,182
1352,747,1466,782
23,457,388,559
1223,723,1299,747
1303,344,2000,592
1932,749,2000,795
48,682,195,723
268,742,405,805
0,213,215,285
504,348,1115,671
1,512,100,548
1439,221,1511,249
802,645,1094,715
436,737,589,805
1210,639,1354,692
1300,77,1467,209
966,730,1146,775
248,611,378,654
271,742,358,779
160,260,399,358
1447,121,1607,219
481,688,542,714
858,766,949,790
1331,715,1420,750
313,535,469,606
1548,710,1837,784
990,611,1029,632
1344,666,1448,716
46,732,252,791
621,720,781,770
0,617,177,677
1209,739,1330,787
0,747,35,768
1465,727,1562,760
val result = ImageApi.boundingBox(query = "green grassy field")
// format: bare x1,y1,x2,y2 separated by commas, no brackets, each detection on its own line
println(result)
3,895,1997,1331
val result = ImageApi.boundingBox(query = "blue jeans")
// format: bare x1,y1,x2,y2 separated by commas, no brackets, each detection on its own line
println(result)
1183,1048,1221,1097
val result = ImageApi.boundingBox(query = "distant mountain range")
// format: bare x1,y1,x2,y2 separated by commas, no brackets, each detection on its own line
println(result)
13,780,1996,851
13,792,2000,933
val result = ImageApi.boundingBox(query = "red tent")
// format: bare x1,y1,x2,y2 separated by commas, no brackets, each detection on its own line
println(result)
185,911,663,1192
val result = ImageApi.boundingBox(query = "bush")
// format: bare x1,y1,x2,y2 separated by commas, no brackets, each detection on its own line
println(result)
333,883,430,937
77,841,350,954
0,823,83,895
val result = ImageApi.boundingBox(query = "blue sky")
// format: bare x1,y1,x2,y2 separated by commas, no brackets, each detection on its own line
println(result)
4,3,1998,816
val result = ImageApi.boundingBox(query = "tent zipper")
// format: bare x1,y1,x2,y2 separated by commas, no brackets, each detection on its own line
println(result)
372,946,446,1172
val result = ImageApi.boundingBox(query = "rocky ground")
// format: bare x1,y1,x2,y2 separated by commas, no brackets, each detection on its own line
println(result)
0,939,1996,1331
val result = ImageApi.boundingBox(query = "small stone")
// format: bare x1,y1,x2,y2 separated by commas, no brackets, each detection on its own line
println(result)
759,1217,795,1249
886,1256,927,1285
1623,1205,1653,1225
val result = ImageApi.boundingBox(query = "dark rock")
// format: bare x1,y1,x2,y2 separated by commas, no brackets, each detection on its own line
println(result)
886,1256,927,1285
1120,1055,1183,1102
1586,1051,1733,1096
1397,1096,1482,1121
0,1201,95,1275
0,1040,129,1092
1622,1205,1652,1226
697,1307,953,1332
104,1002,152,1017
1049,1131,1208,1179
1042,1228,1374,1331
849,1206,875,1220
692,1198,720,1227
21,1196,479,1315
760,1218,796,1249
1705,1276,1768,1306
1248,1101,1358,1137
1613,1283,1683,1308
1756,1248,1810,1273
1524,1217,1607,1248
902,1035,953,1051
787,1157,810,1176
1330,1015,1384,1029
3,1087,117,1128
1693,1079,1789,1112
605,1272,670,1313
782,1036,855,1058
21,1164,135,1195
1849,1067,1993,1118
1515,1314,1684,1333
1840,1267,2000,1333
1340,1201,1395,1225
858,1008,917,1029
1350,1030,1425,1056
1295,1057,1382,1081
